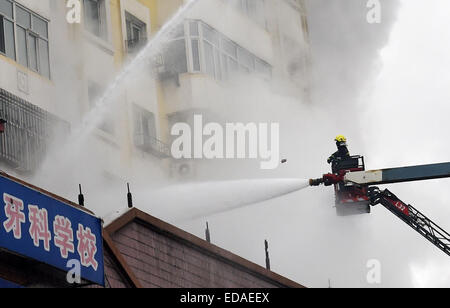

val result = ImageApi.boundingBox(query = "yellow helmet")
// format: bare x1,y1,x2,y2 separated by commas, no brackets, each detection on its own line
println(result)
335,135,347,143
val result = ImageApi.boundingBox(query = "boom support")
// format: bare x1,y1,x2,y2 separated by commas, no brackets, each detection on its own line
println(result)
368,187,450,257
310,158,450,257
344,162,450,185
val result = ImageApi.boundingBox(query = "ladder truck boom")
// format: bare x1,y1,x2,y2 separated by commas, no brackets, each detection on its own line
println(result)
344,162,450,185
310,158,450,257
368,187,450,257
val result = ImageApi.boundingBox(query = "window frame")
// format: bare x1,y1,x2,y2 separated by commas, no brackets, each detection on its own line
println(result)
0,0,13,19
134,105,157,140
181,20,272,81
0,15,5,54
83,0,107,40
164,23,189,74
0,0,15,58
133,104,159,154
0,1,50,78
125,11,147,53
16,3,50,77
26,29,39,72
186,21,201,73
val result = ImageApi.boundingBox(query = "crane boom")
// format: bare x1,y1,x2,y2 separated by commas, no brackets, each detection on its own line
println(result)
368,187,450,257
344,162,450,185
309,157,450,257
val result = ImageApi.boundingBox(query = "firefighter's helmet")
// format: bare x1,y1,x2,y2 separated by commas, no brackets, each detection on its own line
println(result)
335,135,347,143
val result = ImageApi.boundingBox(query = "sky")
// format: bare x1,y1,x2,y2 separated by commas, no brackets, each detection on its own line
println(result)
363,0,450,287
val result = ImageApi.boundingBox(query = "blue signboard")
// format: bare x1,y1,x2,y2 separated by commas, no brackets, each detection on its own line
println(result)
0,278,22,288
0,175,104,286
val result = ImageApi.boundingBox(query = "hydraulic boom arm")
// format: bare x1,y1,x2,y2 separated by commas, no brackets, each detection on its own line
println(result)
309,159,450,257
344,162,450,185
368,187,450,257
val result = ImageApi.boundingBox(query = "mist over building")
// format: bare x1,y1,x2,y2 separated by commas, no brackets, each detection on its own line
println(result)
0,0,311,195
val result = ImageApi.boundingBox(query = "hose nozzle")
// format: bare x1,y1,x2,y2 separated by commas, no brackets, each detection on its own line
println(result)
310,173,345,187
309,178,324,186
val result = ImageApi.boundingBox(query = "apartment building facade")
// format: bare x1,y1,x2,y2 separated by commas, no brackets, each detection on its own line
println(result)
0,0,310,188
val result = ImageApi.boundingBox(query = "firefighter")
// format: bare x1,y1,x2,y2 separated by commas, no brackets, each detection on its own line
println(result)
327,135,350,166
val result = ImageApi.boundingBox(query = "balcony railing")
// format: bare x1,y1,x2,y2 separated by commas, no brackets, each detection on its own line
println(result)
134,133,171,159
0,89,70,173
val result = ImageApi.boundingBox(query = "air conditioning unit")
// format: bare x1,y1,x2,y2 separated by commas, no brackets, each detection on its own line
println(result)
170,160,195,179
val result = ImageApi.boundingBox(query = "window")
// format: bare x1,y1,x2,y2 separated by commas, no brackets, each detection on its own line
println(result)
191,38,200,71
163,20,272,81
235,0,266,29
163,24,187,74
16,24,26,65
88,82,115,135
0,0,13,19
0,0,15,60
125,12,147,54
201,24,222,80
0,17,4,53
189,21,200,72
221,38,239,79
255,58,271,77
16,5,49,77
238,47,254,72
133,104,170,157
0,1,50,78
84,0,106,39
134,105,156,141
203,41,215,77
3,19,16,59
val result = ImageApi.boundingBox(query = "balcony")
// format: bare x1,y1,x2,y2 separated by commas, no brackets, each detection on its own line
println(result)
0,88,70,173
134,133,171,159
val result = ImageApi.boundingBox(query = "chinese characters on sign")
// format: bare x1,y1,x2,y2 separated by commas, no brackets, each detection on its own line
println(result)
0,176,104,285
3,193,100,270
3,194,98,263
54,216,75,259
77,224,99,270
3,194,26,240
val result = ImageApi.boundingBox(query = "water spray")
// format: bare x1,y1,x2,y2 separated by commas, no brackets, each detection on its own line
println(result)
143,178,311,222
39,0,202,178
72,0,201,142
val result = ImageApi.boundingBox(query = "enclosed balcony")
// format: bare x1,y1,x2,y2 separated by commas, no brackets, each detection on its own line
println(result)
0,88,69,173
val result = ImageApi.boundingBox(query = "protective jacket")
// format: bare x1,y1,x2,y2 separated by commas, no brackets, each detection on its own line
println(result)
328,143,350,164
